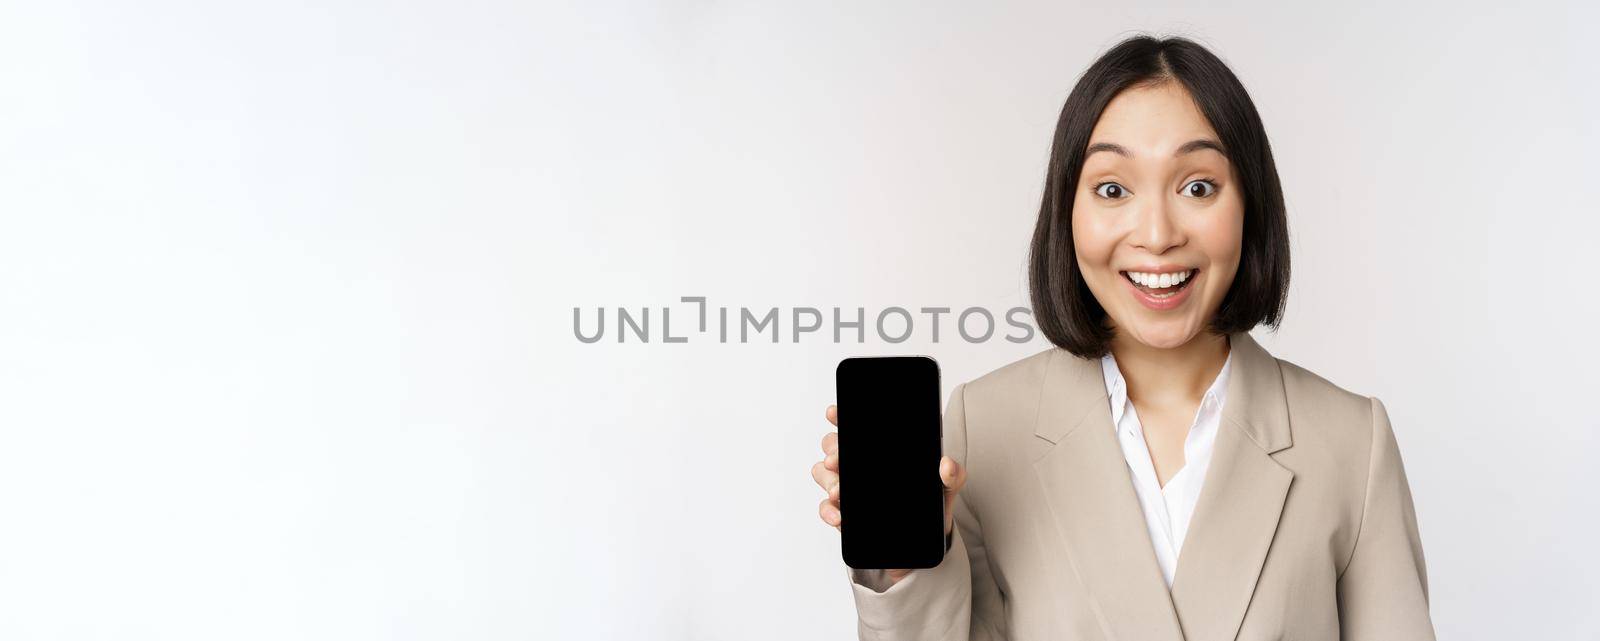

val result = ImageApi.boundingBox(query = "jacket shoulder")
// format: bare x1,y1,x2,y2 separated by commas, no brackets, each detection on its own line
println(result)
945,349,1062,490
1276,357,1370,408
961,348,1059,401
1274,356,1379,450
951,348,1068,442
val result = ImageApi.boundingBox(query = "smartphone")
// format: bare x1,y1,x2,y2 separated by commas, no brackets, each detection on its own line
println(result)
836,355,947,570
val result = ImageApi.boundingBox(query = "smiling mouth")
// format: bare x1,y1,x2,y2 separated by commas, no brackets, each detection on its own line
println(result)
1121,269,1198,299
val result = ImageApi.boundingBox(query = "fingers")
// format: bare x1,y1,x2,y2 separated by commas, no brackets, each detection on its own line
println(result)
818,497,840,529
811,459,840,500
822,407,839,472
818,405,843,531
821,429,839,473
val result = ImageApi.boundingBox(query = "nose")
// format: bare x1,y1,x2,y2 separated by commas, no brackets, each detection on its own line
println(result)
1130,195,1186,254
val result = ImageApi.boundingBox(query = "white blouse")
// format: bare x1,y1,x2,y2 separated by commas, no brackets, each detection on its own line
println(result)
1099,349,1233,588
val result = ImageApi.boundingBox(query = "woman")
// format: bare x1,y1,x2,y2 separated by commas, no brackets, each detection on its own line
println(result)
810,36,1434,641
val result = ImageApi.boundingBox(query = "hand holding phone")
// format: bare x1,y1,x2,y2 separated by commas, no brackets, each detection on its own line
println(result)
812,356,967,581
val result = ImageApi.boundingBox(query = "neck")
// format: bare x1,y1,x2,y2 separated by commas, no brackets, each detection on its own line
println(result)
1110,330,1231,406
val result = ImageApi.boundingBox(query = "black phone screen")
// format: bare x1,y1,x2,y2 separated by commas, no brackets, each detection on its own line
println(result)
836,356,946,569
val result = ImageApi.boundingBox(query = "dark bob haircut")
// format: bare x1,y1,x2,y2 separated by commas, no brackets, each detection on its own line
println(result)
1028,35,1290,358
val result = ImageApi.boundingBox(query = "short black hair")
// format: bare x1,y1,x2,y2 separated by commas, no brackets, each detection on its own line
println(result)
1028,35,1290,358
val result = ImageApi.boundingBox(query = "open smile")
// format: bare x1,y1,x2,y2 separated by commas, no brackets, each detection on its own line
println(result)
1119,268,1199,311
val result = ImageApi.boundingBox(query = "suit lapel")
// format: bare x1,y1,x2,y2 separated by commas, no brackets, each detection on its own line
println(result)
1169,331,1294,641
1031,348,1185,641
1029,332,1295,641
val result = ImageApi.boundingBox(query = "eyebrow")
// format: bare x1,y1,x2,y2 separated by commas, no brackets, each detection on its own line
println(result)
1084,139,1227,159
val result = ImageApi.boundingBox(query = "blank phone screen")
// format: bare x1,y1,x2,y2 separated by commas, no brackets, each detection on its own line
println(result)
836,356,946,569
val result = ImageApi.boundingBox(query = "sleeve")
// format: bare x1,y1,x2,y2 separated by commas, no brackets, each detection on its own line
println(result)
1336,396,1436,641
841,383,1009,641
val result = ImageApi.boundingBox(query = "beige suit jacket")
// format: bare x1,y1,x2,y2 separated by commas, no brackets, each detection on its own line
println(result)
844,331,1434,641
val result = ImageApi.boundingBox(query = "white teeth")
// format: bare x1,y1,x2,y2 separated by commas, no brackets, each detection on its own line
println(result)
1126,270,1193,288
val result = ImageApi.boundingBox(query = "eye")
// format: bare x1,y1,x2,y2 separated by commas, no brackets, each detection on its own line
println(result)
1093,182,1129,199
1182,179,1218,198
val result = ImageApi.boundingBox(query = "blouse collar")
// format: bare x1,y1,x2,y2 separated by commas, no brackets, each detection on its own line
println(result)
1099,345,1234,429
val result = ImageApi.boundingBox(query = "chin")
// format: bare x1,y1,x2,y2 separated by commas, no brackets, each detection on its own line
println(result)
1123,319,1203,350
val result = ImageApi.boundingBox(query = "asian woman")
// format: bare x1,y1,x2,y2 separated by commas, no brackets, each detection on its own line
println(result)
810,35,1434,641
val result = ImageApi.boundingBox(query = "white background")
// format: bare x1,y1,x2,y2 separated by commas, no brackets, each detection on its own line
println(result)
2,1,1597,639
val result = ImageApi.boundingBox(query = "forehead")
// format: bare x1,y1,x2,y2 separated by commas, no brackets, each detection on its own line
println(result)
1087,81,1220,156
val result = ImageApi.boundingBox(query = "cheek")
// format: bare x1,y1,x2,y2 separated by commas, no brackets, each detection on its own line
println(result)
1070,202,1118,274
1193,201,1245,276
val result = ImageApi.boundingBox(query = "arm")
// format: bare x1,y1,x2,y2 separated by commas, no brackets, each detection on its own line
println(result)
1337,396,1436,640
843,383,1009,641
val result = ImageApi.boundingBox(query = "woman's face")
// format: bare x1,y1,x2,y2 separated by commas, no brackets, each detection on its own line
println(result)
1071,80,1245,350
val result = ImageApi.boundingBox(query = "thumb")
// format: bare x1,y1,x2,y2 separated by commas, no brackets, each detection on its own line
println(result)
940,456,966,536
940,456,966,496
